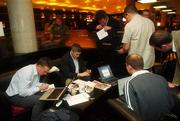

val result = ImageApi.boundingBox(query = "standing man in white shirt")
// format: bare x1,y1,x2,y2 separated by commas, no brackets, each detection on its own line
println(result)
6,57,52,121
118,4,155,70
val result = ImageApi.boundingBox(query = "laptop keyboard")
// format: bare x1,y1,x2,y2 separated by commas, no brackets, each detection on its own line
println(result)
47,89,62,99
105,77,118,85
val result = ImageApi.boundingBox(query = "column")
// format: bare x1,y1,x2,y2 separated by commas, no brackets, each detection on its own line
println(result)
160,12,167,28
7,0,38,54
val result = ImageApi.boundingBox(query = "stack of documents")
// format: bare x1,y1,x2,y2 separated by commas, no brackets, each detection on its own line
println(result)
92,80,111,91
64,93,90,106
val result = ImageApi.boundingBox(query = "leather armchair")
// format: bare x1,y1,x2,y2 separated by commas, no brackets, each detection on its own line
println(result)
107,98,142,121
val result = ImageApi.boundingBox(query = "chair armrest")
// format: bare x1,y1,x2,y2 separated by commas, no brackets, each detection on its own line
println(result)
107,98,142,121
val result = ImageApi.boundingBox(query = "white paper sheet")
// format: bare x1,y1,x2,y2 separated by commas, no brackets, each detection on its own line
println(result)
0,22,4,37
65,92,90,106
96,28,108,40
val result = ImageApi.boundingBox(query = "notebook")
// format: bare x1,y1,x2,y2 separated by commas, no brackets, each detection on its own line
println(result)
97,65,118,85
39,87,64,101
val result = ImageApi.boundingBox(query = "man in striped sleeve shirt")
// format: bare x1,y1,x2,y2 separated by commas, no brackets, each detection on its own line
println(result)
124,53,174,121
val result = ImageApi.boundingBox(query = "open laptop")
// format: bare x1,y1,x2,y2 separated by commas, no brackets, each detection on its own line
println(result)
97,65,118,85
39,87,64,101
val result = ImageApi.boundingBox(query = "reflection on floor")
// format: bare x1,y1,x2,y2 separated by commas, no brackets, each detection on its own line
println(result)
65,30,96,49
39,29,96,50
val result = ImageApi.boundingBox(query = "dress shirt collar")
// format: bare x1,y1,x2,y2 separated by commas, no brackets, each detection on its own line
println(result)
33,64,38,76
131,70,149,79
131,14,140,22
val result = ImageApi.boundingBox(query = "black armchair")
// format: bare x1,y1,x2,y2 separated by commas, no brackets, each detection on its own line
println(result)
107,98,178,121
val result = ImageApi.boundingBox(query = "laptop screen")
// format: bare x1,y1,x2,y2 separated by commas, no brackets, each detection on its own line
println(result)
98,65,114,80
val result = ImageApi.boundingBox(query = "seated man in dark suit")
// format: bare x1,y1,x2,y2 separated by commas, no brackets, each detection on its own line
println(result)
61,43,91,81
123,53,174,121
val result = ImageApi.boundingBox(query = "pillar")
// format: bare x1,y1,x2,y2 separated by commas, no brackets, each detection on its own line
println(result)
7,0,38,54
160,12,167,28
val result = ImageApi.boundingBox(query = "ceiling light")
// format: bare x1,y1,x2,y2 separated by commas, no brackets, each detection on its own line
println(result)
153,5,167,9
138,0,157,3
167,12,176,14
162,9,173,12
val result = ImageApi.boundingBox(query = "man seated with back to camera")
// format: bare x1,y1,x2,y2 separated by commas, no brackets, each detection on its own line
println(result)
123,53,174,121
61,43,91,81
5,57,52,121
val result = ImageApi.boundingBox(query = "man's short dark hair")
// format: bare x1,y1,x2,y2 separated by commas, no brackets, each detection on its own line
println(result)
37,57,52,68
71,43,82,52
126,54,144,70
149,30,172,48
95,10,108,21
124,4,138,14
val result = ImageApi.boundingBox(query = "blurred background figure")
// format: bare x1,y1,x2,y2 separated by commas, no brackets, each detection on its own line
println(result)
49,16,69,45
141,9,151,19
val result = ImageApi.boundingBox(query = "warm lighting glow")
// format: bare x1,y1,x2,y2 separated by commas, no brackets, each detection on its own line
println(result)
65,0,71,4
157,22,161,26
34,1,47,4
67,5,78,8
62,8,66,11
71,14,75,19
52,13,56,19
85,0,90,4
122,17,126,22
167,11,176,14
82,6,100,11
48,2,58,6
41,12,45,18
92,5,96,8
32,0,127,14
153,5,167,9
116,6,121,9
162,9,173,12
138,0,157,3
63,14,66,19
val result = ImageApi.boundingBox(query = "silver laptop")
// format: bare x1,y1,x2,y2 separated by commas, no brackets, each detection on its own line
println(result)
39,87,63,101
97,65,118,85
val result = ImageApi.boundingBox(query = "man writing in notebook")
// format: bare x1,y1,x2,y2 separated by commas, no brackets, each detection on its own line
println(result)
61,43,91,81
6,57,52,121
124,53,174,121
